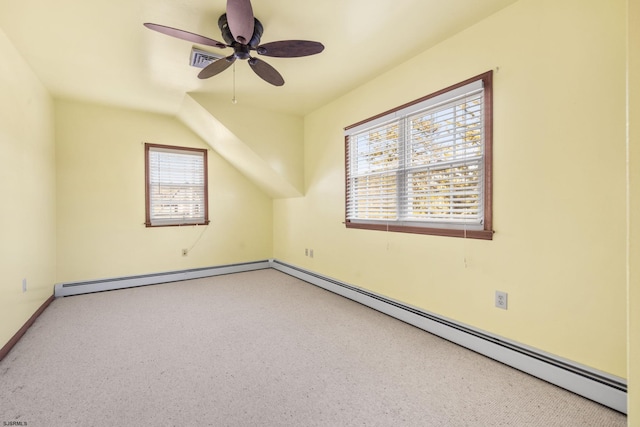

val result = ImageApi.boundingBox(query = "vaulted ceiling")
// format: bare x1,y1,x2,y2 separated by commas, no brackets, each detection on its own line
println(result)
0,0,518,116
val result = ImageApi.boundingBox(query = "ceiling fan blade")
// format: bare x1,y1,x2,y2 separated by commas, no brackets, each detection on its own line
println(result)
143,23,227,49
248,57,284,86
198,55,236,79
226,0,255,45
256,40,324,58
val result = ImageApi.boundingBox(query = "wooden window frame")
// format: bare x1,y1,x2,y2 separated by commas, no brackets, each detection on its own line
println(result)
344,71,493,240
145,143,210,228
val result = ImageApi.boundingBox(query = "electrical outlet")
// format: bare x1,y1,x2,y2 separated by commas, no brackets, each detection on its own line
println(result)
309,249,314,258
182,249,188,256
495,291,508,310
22,278,27,293
305,248,309,256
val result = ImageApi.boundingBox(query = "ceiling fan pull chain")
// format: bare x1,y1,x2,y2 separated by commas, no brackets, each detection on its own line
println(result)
232,62,238,104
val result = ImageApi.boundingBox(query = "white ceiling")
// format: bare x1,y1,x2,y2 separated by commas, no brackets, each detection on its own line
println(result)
0,0,518,116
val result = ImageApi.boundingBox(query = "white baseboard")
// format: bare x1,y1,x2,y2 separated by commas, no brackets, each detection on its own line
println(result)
54,260,271,297
270,260,627,414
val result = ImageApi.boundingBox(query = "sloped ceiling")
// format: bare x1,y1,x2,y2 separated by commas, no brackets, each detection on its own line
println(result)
0,0,518,116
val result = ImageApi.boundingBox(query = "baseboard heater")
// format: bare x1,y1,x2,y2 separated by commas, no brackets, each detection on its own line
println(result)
54,260,271,297
270,260,627,414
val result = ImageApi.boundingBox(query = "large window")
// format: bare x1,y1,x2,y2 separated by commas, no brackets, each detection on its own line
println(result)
344,71,493,239
145,143,209,227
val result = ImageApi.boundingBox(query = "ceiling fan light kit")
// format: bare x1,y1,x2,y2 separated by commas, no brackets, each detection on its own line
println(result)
144,0,324,87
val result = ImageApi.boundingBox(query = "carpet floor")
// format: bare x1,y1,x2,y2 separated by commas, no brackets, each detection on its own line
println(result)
0,269,627,426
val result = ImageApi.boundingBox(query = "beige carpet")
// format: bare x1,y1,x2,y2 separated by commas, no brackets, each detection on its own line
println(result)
0,269,626,426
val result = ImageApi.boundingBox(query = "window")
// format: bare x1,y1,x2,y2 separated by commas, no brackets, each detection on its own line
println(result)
344,71,493,239
145,143,209,227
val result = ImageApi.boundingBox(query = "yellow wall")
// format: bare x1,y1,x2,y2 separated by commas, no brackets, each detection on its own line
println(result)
628,0,640,422
55,99,273,283
0,28,57,347
275,0,628,377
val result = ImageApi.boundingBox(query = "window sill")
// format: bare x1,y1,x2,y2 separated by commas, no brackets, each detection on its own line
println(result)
345,221,493,240
145,220,210,228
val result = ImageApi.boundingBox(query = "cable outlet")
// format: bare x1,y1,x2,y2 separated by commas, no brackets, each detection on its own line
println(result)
495,291,508,310
182,249,188,256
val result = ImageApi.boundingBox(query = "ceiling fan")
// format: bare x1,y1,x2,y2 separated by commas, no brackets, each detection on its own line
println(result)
144,0,324,86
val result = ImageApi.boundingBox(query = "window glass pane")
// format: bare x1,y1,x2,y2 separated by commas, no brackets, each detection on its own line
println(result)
351,121,400,175
408,92,483,168
405,162,481,223
348,172,398,220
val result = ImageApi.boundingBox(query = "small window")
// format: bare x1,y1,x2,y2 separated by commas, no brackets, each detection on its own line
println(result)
344,71,493,239
145,143,209,227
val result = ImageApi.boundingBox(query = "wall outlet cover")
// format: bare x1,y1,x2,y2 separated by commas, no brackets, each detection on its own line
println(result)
495,291,508,310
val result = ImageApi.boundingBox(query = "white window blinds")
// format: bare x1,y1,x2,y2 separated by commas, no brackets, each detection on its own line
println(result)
146,144,208,227
345,77,487,232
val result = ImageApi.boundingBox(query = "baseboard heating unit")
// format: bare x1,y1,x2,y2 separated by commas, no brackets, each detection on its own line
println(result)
54,260,271,297
269,260,627,414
